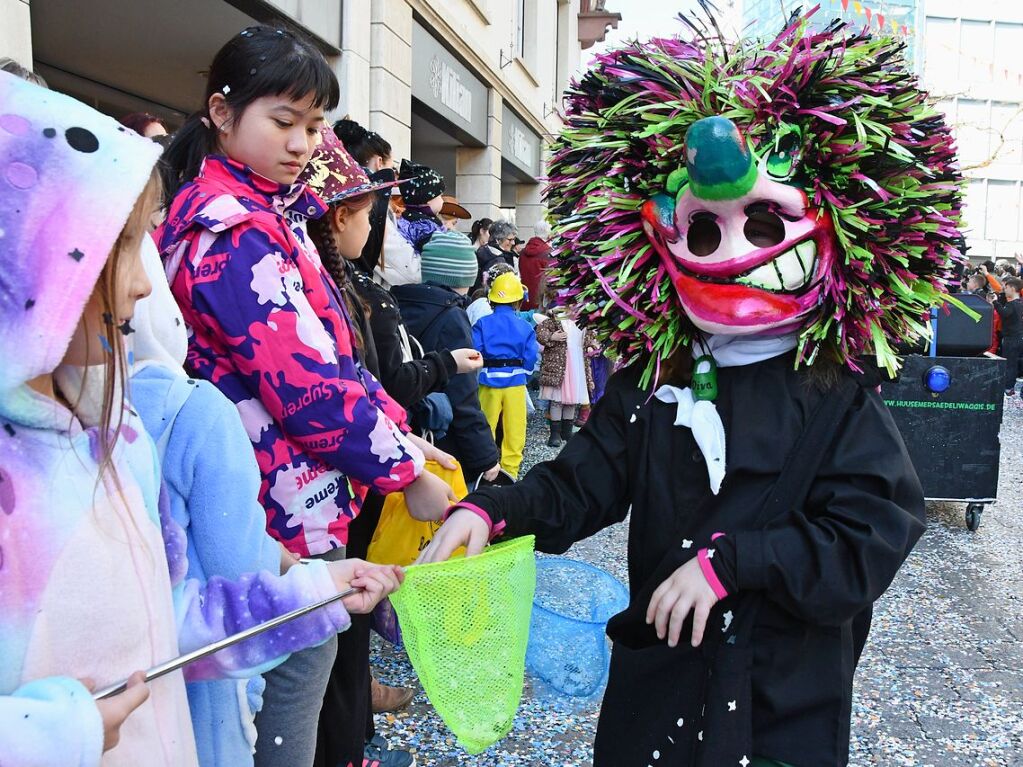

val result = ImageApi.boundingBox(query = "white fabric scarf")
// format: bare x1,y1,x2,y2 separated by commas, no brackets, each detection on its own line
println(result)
653,333,798,494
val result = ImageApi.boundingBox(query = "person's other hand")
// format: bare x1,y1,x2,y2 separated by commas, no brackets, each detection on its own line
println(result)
326,559,404,613
550,330,567,342
90,672,150,752
404,470,457,521
405,433,457,470
451,348,483,374
481,463,501,483
646,557,720,648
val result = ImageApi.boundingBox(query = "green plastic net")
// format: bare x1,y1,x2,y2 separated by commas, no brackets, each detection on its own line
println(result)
390,535,537,754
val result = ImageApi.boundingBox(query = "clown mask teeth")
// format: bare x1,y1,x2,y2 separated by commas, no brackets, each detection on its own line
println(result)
736,239,816,292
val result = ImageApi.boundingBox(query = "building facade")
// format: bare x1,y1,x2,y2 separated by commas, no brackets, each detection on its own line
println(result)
2,0,622,236
921,0,1023,263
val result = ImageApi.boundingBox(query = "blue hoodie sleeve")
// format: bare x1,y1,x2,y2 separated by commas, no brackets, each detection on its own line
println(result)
154,481,350,682
173,561,350,682
168,382,282,578
0,677,103,767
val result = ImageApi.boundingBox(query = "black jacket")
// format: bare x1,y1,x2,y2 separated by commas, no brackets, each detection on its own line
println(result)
473,243,515,292
350,269,457,409
994,297,1023,340
465,354,925,766
391,282,500,478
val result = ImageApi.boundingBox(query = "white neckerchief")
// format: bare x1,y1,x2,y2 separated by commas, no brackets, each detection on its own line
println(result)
653,333,798,494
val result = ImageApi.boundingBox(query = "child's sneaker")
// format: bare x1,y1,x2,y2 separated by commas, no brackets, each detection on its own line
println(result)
362,734,416,767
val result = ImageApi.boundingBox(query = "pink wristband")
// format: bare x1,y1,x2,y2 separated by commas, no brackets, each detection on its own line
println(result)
697,547,729,600
444,502,506,540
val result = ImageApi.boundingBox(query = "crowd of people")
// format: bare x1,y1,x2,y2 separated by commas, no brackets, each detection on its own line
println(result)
0,21,609,767
958,256,1023,394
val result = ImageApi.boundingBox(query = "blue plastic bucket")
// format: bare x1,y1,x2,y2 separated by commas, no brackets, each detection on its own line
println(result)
526,556,629,701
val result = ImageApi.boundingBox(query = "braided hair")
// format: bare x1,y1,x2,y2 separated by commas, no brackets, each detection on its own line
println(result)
306,206,371,354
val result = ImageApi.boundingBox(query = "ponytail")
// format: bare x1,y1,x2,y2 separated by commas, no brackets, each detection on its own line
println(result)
163,113,220,200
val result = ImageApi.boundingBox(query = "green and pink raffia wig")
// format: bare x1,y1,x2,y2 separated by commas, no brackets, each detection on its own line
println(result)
545,7,964,384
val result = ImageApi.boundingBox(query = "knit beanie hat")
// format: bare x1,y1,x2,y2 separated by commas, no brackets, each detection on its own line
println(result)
421,230,478,288
399,159,445,206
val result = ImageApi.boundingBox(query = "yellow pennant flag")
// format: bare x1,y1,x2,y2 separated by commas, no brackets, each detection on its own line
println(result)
854,1,863,13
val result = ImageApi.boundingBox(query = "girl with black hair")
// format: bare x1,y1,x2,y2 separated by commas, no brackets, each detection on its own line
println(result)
157,25,453,767
333,117,393,171
470,217,493,251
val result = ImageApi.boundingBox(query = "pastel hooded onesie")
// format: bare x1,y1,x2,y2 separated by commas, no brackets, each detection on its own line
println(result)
0,72,351,767
156,156,425,557
129,236,307,767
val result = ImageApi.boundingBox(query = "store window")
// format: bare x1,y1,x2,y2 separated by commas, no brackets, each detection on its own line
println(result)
513,0,526,59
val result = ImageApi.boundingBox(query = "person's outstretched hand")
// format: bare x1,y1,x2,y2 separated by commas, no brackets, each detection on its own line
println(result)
404,469,457,521
405,433,457,470
416,508,490,564
645,557,720,648
451,348,484,374
89,672,150,752
326,558,404,614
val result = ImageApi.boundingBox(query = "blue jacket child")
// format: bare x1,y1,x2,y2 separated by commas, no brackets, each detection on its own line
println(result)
470,273,539,477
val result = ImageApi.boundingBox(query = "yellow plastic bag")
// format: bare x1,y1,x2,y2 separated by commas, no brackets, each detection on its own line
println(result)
366,459,468,567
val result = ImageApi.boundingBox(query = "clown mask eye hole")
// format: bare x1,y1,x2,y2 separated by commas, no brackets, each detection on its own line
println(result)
687,213,722,257
743,203,786,247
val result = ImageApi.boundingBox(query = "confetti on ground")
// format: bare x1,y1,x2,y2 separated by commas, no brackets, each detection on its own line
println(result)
371,401,1023,765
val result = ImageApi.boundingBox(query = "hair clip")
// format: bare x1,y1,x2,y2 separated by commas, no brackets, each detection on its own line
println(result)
222,85,231,95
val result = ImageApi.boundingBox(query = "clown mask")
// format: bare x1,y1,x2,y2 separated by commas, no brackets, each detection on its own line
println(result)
642,116,837,336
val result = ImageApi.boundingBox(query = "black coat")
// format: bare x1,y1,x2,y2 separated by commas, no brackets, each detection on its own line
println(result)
392,282,500,479
464,354,925,766
994,296,1023,339
350,269,456,410
473,243,515,293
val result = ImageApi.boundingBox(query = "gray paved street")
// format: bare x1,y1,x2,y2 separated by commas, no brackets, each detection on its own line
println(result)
373,402,1023,766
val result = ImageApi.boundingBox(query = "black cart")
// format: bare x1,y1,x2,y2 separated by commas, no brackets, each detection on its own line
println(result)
880,293,1005,531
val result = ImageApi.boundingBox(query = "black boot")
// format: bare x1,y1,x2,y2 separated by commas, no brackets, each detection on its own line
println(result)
547,418,562,447
561,418,575,442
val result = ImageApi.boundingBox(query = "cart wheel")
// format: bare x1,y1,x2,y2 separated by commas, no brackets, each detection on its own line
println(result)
965,503,984,532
